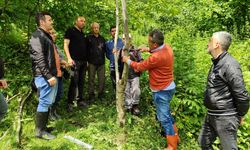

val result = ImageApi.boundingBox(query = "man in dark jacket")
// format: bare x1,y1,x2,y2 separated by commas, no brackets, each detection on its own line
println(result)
87,22,106,103
198,31,250,150
0,58,8,122
29,12,59,140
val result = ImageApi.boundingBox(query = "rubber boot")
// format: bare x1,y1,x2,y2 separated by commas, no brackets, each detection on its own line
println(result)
164,135,178,150
49,107,57,121
49,106,61,120
173,123,180,143
35,112,55,140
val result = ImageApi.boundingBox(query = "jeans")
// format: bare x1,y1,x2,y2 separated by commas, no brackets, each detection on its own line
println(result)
153,89,175,136
88,63,105,97
125,77,140,109
35,76,58,112
67,60,87,104
0,92,8,121
198,114,240,150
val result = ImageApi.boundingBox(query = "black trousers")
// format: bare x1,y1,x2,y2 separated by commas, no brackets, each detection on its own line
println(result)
67,60,87,105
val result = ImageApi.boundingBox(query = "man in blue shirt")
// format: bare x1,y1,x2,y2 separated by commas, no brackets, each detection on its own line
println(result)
105,26,124,90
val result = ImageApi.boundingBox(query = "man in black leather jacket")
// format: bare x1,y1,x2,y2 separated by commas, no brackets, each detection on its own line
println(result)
198,31,249,150
29,12,59,140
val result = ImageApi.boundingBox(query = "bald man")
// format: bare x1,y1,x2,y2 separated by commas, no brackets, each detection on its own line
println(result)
64,16,88,112
86,22,106,103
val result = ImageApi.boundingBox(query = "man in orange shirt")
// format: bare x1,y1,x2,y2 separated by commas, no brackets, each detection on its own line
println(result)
123,29,178,150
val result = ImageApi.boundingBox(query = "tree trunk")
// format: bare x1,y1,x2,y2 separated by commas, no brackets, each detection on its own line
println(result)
115,0,130,127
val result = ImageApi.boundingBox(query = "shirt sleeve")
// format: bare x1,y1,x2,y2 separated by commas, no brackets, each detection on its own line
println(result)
64,28,71,40
130,54,160,72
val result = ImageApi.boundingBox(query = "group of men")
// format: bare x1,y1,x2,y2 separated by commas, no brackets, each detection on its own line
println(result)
28,11,249,150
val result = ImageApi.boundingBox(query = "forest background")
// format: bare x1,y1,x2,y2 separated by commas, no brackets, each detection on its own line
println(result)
0,0,249,149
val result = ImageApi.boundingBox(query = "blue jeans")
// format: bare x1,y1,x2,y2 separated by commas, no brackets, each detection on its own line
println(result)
35,76,58,112
0,92,8,121
198,114,240,150
153,89,175,136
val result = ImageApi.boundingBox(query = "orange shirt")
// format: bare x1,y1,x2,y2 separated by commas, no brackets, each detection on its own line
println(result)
130,44,174,90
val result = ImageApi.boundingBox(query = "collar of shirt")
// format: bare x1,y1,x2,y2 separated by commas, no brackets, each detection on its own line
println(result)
150,44,165,53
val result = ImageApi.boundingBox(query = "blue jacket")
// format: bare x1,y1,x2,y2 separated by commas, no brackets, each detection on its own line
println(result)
106,38,124,70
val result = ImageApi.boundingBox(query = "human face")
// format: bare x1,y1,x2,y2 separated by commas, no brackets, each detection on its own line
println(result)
40,15,53,32
148,36,158,50
207,36,219,54
110,28,116,38
76,17,85,29
92,23,100,35
49,29,57,42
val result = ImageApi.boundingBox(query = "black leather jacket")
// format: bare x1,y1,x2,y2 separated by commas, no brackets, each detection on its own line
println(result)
204,51,249,116
29,28,57,80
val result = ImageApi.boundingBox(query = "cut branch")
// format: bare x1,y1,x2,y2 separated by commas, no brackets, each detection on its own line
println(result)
16,89,32,145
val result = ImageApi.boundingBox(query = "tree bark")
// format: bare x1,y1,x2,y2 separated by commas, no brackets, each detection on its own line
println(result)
115,0,130,127
16,90,32,146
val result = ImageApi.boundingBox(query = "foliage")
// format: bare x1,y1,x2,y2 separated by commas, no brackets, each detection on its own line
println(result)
0,0,249,149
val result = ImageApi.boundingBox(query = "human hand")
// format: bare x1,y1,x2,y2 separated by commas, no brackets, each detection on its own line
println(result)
47,77,57,86
68,58,74,67
139,47,149,52
122,56,129,63
0,79,8,89
61,60,69,68
112,48,118,54
239,116,243,125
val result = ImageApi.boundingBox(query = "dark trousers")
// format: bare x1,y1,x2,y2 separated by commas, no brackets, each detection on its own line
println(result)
67,60,87,105
198,114,240,150
88,63,105,97
54,77,63,106
0,92,8,121
110,69,123,90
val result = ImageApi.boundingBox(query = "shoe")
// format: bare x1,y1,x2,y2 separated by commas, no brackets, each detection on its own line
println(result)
67,104,74,112
54,110,61,119
98,93,104,101
88,96,95,104
132,105,140,116
49,108,57,121
126,108,132,113
36,130,56,140
35,112,55,140
77,101,88,109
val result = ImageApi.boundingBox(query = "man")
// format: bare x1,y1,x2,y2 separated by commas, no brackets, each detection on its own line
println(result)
48,28,67,120
29,12,59,140
106,26,124,90
86,22,106,103
198,31,250,150
122,34,143,115
123,29,178,150
0,58,8,122
64,16,88,112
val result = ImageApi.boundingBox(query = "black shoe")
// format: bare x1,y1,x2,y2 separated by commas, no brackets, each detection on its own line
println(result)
67,104,74,112
77,101,88,109
132,105,140,116
49,108,57,121
98,93,104,101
